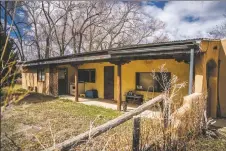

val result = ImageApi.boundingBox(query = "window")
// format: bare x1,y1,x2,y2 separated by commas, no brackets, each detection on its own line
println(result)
78,69,95,83
136,72,171,92
37,69,45,82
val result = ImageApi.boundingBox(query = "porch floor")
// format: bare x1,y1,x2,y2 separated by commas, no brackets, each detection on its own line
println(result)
59,95,161,118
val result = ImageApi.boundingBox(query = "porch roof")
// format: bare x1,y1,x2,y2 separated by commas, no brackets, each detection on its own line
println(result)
21,38,205,67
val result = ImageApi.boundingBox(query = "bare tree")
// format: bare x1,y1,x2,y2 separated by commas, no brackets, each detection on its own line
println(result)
209,13,226,39
24,1,42,59
83,1,168,51
68,0,114,53
10,1,168,60
0,1,26,60
41,1,75,56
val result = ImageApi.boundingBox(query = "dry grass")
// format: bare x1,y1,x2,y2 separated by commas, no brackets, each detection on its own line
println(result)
1,84,28,107
1,93,121,151
1,91,225,151
187,136,226,151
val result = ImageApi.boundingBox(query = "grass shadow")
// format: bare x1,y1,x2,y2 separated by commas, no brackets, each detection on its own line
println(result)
16,92,57,105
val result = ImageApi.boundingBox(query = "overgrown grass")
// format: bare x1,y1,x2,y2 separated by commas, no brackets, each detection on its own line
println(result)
187,136,226,151
1,84,28,106
1,93,121,151
1,84,24,96
1,92,226,151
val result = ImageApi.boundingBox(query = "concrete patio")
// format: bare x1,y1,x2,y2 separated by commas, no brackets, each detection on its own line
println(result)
59,95,161,118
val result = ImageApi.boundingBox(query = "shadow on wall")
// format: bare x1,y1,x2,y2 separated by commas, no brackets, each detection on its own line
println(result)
206,59,217,117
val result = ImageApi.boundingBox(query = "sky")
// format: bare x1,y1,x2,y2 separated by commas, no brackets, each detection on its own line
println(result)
1,1,225,42
0,2,30,39
142,1,226,40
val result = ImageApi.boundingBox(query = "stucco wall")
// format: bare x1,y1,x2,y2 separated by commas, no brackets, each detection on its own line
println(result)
78,62,117,99
22,67,50,95
78,59,189,102
22,68,37,89
194,40,220,118
57,64,75,93
21,40,226,118
219,40,226,117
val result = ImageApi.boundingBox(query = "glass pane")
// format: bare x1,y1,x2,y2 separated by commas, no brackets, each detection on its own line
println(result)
138,73,154,91
78,70,85,82
84,71,89,82
90,70,95,82
78,69,95,82
41,71,45,81
38,71,42,81
58,70,65,79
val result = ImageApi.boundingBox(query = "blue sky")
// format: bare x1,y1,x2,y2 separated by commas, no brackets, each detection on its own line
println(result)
146,1,167,8
142,1,226,40
1,1,226,41
0,3,30,39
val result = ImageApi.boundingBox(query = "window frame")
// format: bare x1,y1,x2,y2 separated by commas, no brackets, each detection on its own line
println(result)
78,69,95,83
37,69,45,82
135,72,171,92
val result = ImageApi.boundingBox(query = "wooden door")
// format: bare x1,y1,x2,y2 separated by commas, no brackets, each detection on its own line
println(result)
58,68,68,95
104,66,114,99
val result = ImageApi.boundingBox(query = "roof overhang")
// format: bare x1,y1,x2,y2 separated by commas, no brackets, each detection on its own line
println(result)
21,39,202,67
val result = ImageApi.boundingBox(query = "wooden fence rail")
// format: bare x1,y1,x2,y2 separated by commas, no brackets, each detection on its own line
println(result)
45,95,164,151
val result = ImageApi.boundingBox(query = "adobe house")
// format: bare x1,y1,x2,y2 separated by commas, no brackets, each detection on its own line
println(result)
21,39,226,118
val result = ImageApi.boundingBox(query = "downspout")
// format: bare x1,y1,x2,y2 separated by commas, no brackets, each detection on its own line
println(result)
188,48,195,94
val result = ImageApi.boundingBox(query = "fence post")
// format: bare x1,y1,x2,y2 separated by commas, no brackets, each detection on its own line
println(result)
133,116,140,151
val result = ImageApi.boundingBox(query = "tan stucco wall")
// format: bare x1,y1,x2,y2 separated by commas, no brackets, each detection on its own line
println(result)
22,67,50,95
219,40,226,117
22,68,37,89
194,40,220,118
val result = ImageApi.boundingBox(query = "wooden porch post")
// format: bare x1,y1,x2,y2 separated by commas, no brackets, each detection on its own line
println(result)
117,63,122,111
74,65,79,102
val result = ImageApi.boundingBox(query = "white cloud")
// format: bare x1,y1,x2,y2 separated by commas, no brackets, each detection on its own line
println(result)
143,1,226,40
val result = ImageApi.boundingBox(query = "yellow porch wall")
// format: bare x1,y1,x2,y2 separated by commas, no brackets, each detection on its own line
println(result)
79,59,189,102
78,62,117,99
57,64,75,92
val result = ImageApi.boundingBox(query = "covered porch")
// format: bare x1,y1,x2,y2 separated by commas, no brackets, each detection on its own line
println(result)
58,49,196,111
23,40,199,111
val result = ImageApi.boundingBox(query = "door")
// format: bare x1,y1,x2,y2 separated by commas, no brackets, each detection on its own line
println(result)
58,68,68,95
104,66,114,99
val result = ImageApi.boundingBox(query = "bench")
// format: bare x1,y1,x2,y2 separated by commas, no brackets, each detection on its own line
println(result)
125,91,143,105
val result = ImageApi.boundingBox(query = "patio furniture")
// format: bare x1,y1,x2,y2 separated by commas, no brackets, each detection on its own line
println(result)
125,91,143,105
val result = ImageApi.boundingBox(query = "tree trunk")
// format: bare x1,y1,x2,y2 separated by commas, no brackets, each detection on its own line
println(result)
4,1,7,35
45,37,50,58
78,33,82,53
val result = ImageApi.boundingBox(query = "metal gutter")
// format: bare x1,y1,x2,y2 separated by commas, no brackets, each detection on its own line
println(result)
188,48,195,94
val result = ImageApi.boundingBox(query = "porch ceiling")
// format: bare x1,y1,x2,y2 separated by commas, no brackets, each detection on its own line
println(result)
21,39,202,67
